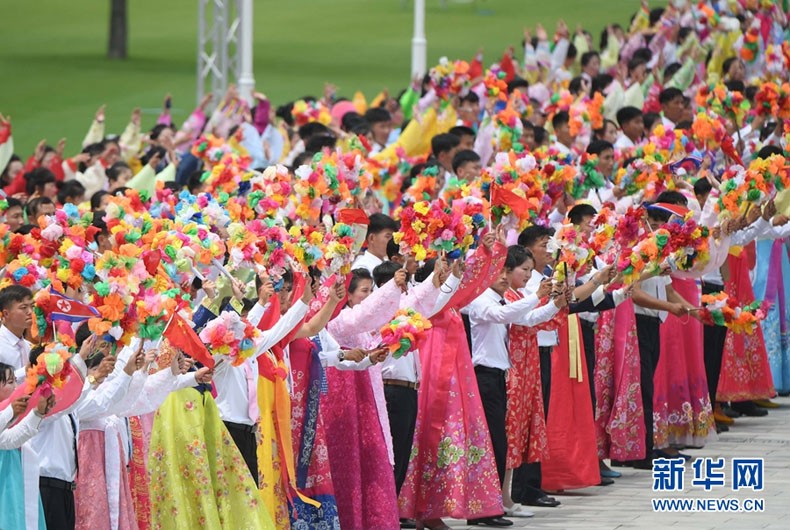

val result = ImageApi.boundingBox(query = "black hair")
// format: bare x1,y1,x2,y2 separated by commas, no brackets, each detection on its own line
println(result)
150,124,174,141
566,42,578,60
341,112,364,132
678,26,692,42
568,203,598,225
581,50,600,68
449,125,476,139
632,47,652,64
590,74,613,97
90,190,109,211
91,217,109,243
187,170,205,195
724,80,745,94
290,151,315,172
350,120,371,137
107,161,131,183
0,362,13,387
304,135,336,153
415,258,437,283
757,145,784,159
451,149,481,173
659,87,683,106
616,106,643,128
505,245,534,270
586,139,614,156
29,345,45,367
367,213,398,236
507,76,530,94
276,102,295,127
569,76,585,96
533,126,548,145
75,321,93,352
745,85,759,104
521,119,534,132
518,225,553,247
386,238,400,260
25,197,54,220
0,284,33,311
552,110,570,130
297,122,331,141
649,7,665,26
431,133,460,156
693,177,712,197
348,268,373,294
655,190,688,207
24,167,56,196
627,56,648,75
642,112,661,132
57,180,86,205
364,107,391,124
372,261,401,287
1,154,22,184
460,92,480,105
140,146,166,167
4,197,23,211
675,120,693,131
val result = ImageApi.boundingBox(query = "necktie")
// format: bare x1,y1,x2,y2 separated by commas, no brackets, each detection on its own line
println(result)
68,414,79,472
242,362,259,423
500,298,510,349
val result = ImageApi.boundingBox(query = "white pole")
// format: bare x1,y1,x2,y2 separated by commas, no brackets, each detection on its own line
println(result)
411,0,427,79
237,0,255,106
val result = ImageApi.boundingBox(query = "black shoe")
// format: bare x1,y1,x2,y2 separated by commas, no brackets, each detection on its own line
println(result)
731,401,768,416
778,391,790,397
610,459,631,468
400,519,417,529
597,475,615,486
467,516,514,527
523,495,561,507
721,405,742,418
715,422,729,433
631,457,654,470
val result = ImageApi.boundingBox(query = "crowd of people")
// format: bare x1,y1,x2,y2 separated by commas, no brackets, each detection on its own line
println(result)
1,0,790,529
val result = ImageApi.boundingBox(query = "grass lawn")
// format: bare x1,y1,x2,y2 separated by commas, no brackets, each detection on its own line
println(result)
2,0,650,156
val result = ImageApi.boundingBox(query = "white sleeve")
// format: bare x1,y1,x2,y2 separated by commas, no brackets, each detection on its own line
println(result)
246,302,269,327
0,405,13,434
318,330,374,371
0,410,42,450
431,274,460,317
513,300,561,327
255,300,308,357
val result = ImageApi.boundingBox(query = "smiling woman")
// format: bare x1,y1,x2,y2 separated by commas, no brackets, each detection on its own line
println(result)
1,0,642,155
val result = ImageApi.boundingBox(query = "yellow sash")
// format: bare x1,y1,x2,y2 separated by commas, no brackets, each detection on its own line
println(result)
567,314,584,383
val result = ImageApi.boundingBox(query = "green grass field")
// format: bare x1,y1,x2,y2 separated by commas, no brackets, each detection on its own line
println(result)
2,0,649,155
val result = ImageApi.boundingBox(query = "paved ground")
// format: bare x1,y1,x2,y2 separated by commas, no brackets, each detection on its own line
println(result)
444,395,790,530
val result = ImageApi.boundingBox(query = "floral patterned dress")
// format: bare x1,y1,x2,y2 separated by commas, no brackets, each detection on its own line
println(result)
398,243,505,521
593,299,646,461
148,387,273,529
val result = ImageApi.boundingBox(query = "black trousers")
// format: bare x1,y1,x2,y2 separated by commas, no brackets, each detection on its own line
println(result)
225,421,259,486
635,314,661,457
474,365,507,487
384,384,418,495
580,319,597,414
40,481,75,530
511,346,553,503
702,283,728,407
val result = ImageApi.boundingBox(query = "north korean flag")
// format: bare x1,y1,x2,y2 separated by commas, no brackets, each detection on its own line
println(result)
49,287,99,322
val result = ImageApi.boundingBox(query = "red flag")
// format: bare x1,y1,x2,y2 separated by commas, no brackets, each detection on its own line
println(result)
337,208,370,225
262,271,307,366
491,183,530,218
468,52,483,80
163,313,215,368
49,287,100,323
721,135,744,167
500,52,516,83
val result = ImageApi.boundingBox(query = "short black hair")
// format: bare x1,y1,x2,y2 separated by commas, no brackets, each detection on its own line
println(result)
552,110,570,129
364,107,391,124
655,190,688,207
569,76,585,96
581,50,600,68
693,177,712,197
659,87,683,105
305,134,336,153
587,139,614,156
449,125,476,139
0,284,33,311
341,112,364,132
107,161,131,183
150,124,174,141
367,213,398,236
25,196,54,220
0,362,14,387
757,145,784,159
386,238,400,260
722,57,737,77
505,245,534,270
348,268,373,294
298,122,331,141
507,76,530,93
415,258,436,283
451,149,481,173
533,126,548,145
372,261,401,287
566,42,578,60
590,74,613,96
616,106,643,127
57,180,85,204
632,47,652,64
642,112,661,132
431,133,460,156
187,170,205,195
91,190,109,211
4,197,23,211
724,80,745,94
25,167,56,196
568,203,598,225
627,56,648,75
459,92,480,105
663,62,682,82
518,225,553,247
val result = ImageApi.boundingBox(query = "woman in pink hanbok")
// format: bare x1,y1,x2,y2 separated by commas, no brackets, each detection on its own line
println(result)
399,236,506,528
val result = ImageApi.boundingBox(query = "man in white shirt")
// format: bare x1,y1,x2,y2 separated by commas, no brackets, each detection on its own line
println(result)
0,285,34,383
614,106,644,154
658,87,684,131
550,111,576,161
467,245,566,526
351,213,398,275
628,199,698,469
212,275,310,486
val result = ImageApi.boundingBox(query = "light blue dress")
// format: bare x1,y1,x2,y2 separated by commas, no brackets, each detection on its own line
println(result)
752,239,790,394
0,449,47,529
